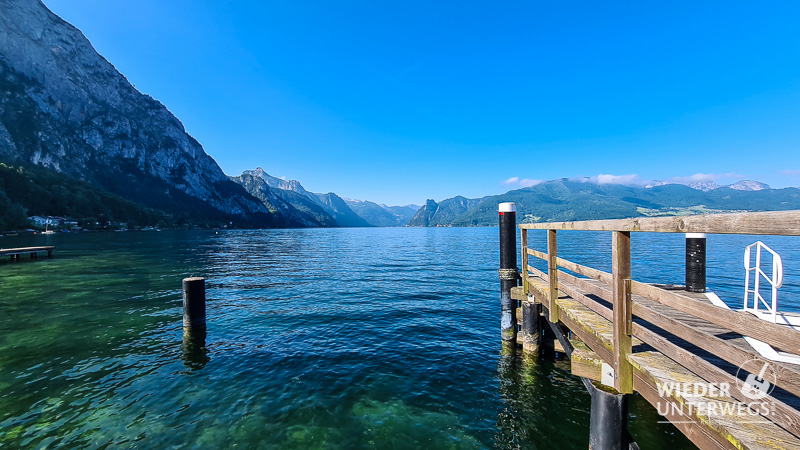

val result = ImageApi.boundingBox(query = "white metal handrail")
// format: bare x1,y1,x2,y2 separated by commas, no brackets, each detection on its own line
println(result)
743,241,784,323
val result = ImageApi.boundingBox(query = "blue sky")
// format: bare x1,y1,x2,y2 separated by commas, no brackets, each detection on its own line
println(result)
44,1,800,205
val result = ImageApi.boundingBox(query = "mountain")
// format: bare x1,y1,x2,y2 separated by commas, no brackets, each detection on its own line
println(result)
645,178,771,192
406,196,485,227
729,180,769,191
229,171,337,227
345,200,419,226
0,0,285,227
408,179,800,227
232,168,370,227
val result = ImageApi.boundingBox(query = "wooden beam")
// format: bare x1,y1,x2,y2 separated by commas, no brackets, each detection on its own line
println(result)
518,210,800,236
631,280,800,356
557,272,613,322
547,230,559,322
612,231,633,393
526,264,547,280
526,247,548,261
521,229,529,295
557,257,613,285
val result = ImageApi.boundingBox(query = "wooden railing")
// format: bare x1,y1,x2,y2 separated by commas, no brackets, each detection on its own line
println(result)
519,210,800,436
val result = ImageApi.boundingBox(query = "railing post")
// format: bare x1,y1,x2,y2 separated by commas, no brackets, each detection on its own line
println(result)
499,202,518,342
521,229,529,295
685,233,707,293
612,231,633,393
547,229,559,322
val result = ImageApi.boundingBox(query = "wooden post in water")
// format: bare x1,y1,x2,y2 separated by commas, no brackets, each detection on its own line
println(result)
499,202,518,342
182,277,207,330
685,233,707,293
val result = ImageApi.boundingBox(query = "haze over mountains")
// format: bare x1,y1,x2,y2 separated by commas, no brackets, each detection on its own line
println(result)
1,0,798,231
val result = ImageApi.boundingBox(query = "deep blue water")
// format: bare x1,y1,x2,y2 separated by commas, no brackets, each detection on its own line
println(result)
0,228,797,449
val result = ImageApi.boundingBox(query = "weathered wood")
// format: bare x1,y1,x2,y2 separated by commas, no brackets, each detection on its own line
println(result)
521,229,529,295
612,231,633,393
0,246,55,257
631,319,800,438
547,230,559,322
633,372,738,450
557,257,613,285
527,247,548,261
518,210,800,236
631,298,800,399
571,345,604,382
555,294,614,366
526,264,547,280
557,271,613,322
510,286,526,302
631,280,800,356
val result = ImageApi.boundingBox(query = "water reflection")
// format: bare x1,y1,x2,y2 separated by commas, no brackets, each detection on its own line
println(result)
180,328,209,370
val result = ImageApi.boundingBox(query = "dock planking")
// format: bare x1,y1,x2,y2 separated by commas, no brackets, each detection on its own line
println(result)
1,246,55,261
513,210,800,450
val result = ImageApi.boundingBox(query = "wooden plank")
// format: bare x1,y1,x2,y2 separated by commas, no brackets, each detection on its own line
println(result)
0,246,55,256
521,229,529,295
631,299,800,399
511,286,526,302
633,372,738,450
555,295,614,366
526,264,547,280
518,210,800,236
571,346,604,382
631,320,800,438
630,351,800,450
557,257,613,285
631,280,800,356
612,231,633,393
557,272,613,322
526,247,548,261
547,230,559,322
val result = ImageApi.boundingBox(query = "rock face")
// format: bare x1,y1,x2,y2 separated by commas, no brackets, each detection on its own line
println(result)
0,0,279,226
232,168,370,227
729,180,770,191
406,197,483,227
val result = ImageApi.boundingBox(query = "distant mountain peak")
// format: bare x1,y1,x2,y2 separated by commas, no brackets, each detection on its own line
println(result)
729,180,770,191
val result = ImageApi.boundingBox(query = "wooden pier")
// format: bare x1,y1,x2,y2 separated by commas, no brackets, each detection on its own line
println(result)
1,246,54,261
503,210,800,449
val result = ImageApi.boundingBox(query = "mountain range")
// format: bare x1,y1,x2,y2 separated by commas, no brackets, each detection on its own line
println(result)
407,179,800,227
1,0,798,232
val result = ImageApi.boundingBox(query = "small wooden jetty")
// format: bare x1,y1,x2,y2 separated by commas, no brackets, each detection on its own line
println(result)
498,208,800,449
1,246,54,261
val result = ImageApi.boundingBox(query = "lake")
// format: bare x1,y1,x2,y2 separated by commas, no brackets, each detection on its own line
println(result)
1,228,798,449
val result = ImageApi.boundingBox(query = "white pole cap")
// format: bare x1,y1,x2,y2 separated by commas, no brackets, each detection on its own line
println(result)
685,233,707,239
498,202,516,213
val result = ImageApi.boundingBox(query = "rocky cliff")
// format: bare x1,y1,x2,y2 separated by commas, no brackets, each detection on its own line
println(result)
0,0,282,226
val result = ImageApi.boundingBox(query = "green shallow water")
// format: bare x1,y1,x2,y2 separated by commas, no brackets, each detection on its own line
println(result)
2,228,796,449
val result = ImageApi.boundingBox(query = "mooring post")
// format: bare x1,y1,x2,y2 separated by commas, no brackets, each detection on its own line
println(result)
499,202,518,342
685,233,707,293
521,300,541,353
588,382,629,450
182,277,207,330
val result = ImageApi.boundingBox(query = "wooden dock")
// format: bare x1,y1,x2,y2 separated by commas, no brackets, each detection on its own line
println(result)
0,246,54,261
509,210,800,450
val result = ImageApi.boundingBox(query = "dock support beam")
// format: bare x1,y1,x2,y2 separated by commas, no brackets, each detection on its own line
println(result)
685,233,706,293
182,277,207,330
588,382,629,450
499,202,518,342
521,299,541,353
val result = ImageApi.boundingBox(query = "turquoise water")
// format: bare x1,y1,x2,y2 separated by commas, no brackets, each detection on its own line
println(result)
1,228,798,449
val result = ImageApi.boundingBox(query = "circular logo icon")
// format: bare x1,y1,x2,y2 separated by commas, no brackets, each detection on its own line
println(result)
736,358,777,400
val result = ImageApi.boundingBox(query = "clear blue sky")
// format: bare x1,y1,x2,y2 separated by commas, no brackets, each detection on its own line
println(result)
43,0,800,205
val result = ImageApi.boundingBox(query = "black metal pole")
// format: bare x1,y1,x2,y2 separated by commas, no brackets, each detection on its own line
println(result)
499,202,518,342
685,233,707,293
588,382,629,450
182,277,206,330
